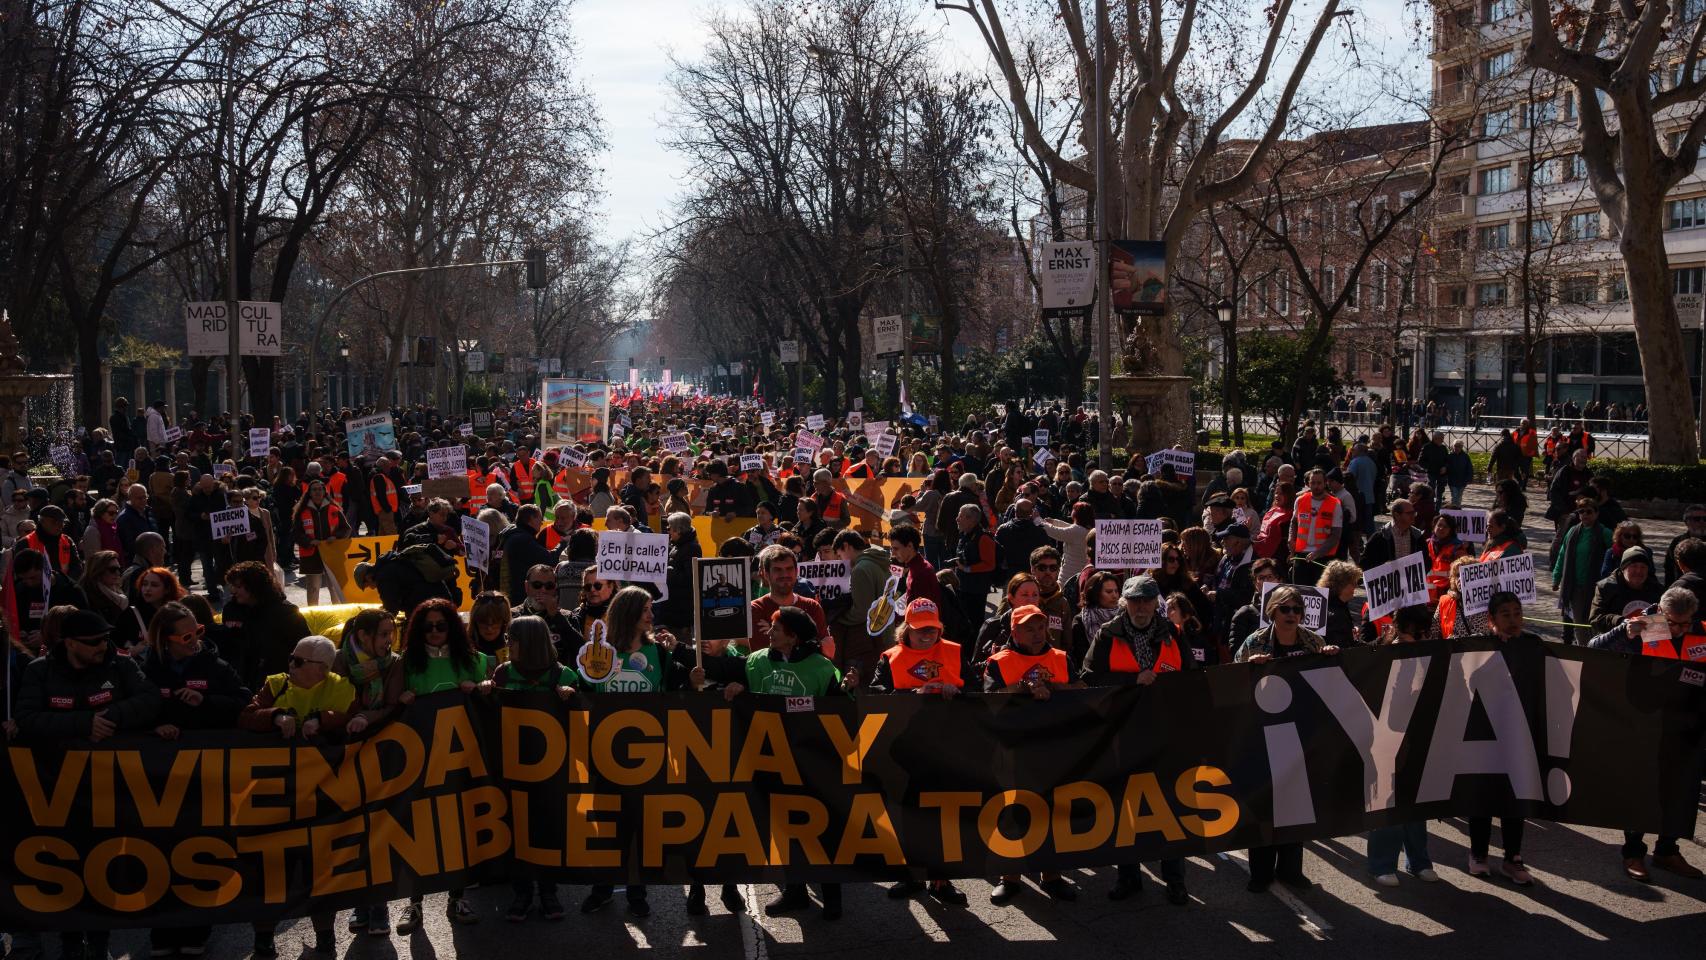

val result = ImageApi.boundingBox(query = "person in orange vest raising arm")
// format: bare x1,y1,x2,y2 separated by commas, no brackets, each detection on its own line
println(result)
1078,574,1193,906
1589,586,1706,881
1289,468,1343,587
982,604,1083,906
867,597,971,908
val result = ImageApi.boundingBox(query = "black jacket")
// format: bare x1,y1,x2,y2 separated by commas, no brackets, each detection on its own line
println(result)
1588,571,1663,633
14,644,162,740
1360,523,1426,573
138,643,250,728
503,524,561,603
652,535,701,630
994,518,1051,579
219,597,312,690
1080,612,1192,685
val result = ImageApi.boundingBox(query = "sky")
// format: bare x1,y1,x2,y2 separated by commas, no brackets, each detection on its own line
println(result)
570,0,1425,250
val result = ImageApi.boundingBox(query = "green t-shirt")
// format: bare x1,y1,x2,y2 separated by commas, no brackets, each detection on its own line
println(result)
407,651,493,695
496,662,580,691
588,641,666,693
742,649,840,696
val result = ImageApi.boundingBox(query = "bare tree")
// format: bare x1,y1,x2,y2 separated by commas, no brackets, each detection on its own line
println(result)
1524,0,1706,462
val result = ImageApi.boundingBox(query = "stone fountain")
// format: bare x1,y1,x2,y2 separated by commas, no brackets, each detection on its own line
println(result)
1090,313,1197,453
0,310,75,451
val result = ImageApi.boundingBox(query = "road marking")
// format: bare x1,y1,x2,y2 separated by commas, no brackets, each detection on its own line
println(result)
1228,921,1274,943
1217,851,1333,940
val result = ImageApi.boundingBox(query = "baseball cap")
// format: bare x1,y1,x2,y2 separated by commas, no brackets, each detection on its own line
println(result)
1206,494,1233,508
904,598,944,631
1221,523,1252,540
1010,604,1047,628
1121,575,1161,601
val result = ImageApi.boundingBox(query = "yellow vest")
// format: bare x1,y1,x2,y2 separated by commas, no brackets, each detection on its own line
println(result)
265,672,356,718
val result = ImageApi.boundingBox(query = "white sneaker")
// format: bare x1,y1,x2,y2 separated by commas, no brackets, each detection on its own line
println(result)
1375,873,1400,887
1414,868,1440,882
1467,856,1490,877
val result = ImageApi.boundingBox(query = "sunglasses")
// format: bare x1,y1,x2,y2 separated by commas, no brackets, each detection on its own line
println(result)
529,580,555,590
1275,605,1306,616
422,620,450,633
288,655,326,668
68,633,109,647
168,630,199,642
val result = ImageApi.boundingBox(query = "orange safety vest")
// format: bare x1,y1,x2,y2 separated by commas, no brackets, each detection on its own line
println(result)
542,522,574,552
1425,539,1464,603
325,471,348,511
369,472,399,515
1515,428,1538,457
295,500,347,558
1641,628,1706,662
1291,491,1341,554
1108,632,1183,674
987,646,1071,688
1437,593,1460,638
815,490,848,522
22,531,75,576
553,467,576,504
879,640,964,690
1544,436,1560,458
512,456,535,491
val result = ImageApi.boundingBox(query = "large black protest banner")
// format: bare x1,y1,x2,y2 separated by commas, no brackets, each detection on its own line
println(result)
3,639,1701,930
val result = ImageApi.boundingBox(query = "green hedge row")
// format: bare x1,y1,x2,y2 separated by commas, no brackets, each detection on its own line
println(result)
1590,461,1706,502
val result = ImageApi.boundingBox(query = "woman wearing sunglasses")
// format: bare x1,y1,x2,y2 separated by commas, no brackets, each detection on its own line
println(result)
238,635,352,958
138,601,248,957
1235,585,1339,894
394,598,492,930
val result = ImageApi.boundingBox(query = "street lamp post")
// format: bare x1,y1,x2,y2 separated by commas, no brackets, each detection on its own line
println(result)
1093,0,1112,470
1023,359,1034,408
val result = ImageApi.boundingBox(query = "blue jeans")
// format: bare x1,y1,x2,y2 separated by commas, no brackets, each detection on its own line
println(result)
1448,484,1466,508
1367,821,1432,875
924,535,945,569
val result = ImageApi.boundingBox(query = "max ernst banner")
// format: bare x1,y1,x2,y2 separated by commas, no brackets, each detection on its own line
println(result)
3,640,1702,929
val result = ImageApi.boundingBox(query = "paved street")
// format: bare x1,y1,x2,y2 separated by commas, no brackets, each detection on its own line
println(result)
77,813,1706,959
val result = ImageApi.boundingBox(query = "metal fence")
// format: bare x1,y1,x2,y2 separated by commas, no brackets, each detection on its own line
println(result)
1199,407,1652,460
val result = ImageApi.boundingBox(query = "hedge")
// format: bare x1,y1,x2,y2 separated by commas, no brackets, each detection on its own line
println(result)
1587,461,1706,503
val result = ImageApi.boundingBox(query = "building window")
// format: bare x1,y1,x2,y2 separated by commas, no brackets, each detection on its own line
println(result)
1667,196,1706,230
1483,50,1515,80
1477,282,1508,306
1483,109,1515,137
1560,276,1598,304
1478,223,1511,250
1565,211,1600,240
1484,0,1517,21
1372,352,1385,374
1528,219,1554,244
1447,285,1469,307
1675,267,1705,295
1401,272,1416,305
1525,158,1558,187
1566,154,1588,180
1554,336,1596,374
1608,272,1628,301
1600,334,1642,376
1321,266,1337,302
1562,89,1577,120
1524,99,1557,128
1372,263,1388,307
1479,165,1511,194
1276,278,1290,315
1345,276,1359,310
1346,349,1360,375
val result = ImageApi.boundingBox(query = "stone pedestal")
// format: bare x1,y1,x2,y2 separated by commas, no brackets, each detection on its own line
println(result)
1092,375,1196,453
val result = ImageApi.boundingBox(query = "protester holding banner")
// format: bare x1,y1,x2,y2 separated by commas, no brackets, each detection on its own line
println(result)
1316,561,1365,649
1423,513,1467,604
1479,508,1526,560
1466,592,1540,885
1429,556,1482,640
1588,547,1662,633
293,478,350,607
1365,603,1441,887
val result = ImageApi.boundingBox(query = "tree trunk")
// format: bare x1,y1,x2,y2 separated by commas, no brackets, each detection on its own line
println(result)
241,357,276,423
1622,211,1700,463
190,359,211,417
77,322,103,433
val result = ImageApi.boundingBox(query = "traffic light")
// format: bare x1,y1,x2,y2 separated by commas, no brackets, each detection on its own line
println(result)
524,248,548,289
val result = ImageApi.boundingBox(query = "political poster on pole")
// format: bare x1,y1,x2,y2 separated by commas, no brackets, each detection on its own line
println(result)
426,445,466,480
793,429,824,455
162,426,184,445
1094,519,1163,569
1109,240,1168,317
872,315,903,359
849,412,863,430
460,515,490,572
184,301,284,356
247,428,270,460
559,447,588,468
1443,509,1489,543
470,408,494,437
1258,583,1329,632
694,557,753,652
761,412,776,427
49,445,73,475
345,414,396,459
779,341,800,364
541,379,610,444
1034,446,1055,470
596,531,670,599
797,559,850,606
1041,242,1097,318
457,423,474,438
209,508,251,541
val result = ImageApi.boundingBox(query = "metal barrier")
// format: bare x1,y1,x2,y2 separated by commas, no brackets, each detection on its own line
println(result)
1199,408,1651,460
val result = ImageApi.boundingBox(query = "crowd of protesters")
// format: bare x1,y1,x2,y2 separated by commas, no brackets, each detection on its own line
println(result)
2,391,1702,960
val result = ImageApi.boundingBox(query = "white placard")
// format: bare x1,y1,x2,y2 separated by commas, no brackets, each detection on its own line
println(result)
761,412,776,427
797,559,851,605
458,423,474,437
465,350,486,373
403,484,422,496
872,315,903,358
852,397,864,411
662,432,691,454
1495,552,1537,605
610,424,626,439
1094,518,1164,569
426,445,466,480
248,428,270,459
1034,447,1055,470
212,463,234,477
793,429,824,453
49,445,73,471
1041,242,1096,313
209,507,251,540
873,431,899,459
1258,583,1330,632
740,454,765,473
779,341,800,364
1364,551,1433,621
163,426,184,444
1443,508,1489,543
1033,429,1050,447
1146,448,1196,478
461,514,490,572
849,412,863,430
1459,558,1499,617
595,530,670,594
560,447,588,468
184,301,284,357
806,414,826,431
928,415,939,430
